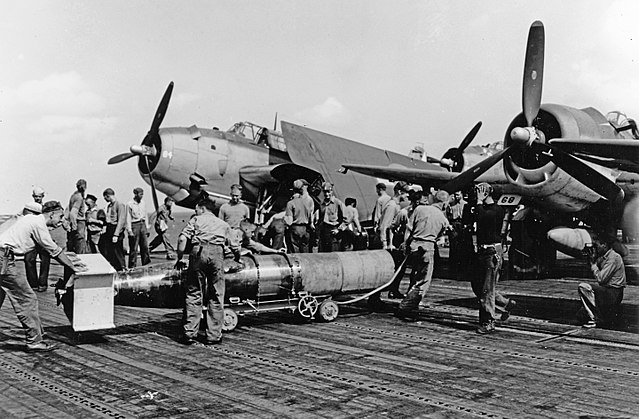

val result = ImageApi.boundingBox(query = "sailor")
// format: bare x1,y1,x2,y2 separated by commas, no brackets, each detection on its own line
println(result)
66,179,88,255
285,179,315,253
372,183,392,249
175,198,240,345
234,219,282,255
317,182,346,252
471,183,516,334
85,194,105,255
340,197,362,251
405,190,452,302
446,191,470,280
219,184,250,229
149,196,176,259
103,188,127,272
126,187,151,267
578,238,626,328
0,201,77,352
24,187,51,292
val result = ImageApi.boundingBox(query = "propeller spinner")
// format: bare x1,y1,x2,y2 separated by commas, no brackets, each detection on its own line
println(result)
107,81,174,213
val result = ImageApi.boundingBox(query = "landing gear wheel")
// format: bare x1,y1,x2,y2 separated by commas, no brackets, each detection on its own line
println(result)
297,295,319,319
318,300,339,322
222,308,238,332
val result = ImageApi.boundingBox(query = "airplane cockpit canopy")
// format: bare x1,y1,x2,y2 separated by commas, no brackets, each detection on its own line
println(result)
227,121,287,152
606,111,639,139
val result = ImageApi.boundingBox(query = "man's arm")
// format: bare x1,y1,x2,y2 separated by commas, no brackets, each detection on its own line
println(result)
32,220,76,275
114,202,128,237
353,211,362,232
69,194,81,231
591,254,619,286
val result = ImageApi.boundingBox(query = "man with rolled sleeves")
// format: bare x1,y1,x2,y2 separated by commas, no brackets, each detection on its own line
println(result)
175,198,240,345
578,239,626,328
317,182,346,252
399,190,451,308
0,201,77,352
126,187,151,268
285,179,315,253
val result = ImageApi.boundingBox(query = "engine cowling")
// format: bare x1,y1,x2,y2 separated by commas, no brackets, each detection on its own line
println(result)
502,104,620,212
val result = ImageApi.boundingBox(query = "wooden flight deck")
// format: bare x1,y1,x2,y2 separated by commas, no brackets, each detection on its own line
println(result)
1,250,638,418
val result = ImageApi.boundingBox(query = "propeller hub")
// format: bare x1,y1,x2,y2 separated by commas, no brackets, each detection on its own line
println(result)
129,144,157,157
510,127,537,147
130,144,145,155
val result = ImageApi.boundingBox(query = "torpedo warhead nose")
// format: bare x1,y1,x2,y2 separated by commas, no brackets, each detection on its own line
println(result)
547,227,593,259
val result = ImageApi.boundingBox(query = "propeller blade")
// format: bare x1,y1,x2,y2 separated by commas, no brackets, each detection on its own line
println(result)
522,21,545,127
440,147,511,193
530,142,623,203
273,112,278,131
150,82,174,134
143,156,160,213
458,121,482,151
107,152,136,165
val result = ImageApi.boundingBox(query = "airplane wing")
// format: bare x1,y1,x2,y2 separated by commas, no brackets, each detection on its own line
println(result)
281,121,446,220
341,163,458,185
550,138,639,162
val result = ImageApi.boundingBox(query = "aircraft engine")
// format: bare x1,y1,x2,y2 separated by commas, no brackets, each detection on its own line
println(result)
501,104,619,212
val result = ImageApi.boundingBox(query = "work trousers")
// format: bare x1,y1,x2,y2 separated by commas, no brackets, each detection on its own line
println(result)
183,244,225,341
408,242,435,298
67,221,88,254
87,231,101,254
289,225,310,253
318,224,339,253
24,245,50,289
474,246,510,324
578,282,624,323
149,223,175,257
105,224,126,271
64,221,88,282
0,253,44,345
128,221,150,268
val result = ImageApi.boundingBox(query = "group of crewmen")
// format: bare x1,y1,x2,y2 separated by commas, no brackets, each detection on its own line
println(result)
0,180,177,352
0,176,626,351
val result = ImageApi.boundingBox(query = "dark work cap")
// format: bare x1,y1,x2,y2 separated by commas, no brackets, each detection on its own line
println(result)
394,181,410,192
42,200,64,213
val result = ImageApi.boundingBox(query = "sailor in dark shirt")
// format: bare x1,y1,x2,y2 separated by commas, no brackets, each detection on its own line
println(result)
471,183,516,334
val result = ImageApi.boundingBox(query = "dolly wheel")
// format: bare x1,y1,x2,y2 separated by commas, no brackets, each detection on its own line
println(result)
318,300,339,322
222,308,238,332
297,295,319,319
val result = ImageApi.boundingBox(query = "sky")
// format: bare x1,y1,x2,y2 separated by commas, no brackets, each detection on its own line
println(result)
1,0,638,213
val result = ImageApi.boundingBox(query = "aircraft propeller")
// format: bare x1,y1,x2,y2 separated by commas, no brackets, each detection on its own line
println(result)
440,21,623,203
434,121,483,171
107,82,174,213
